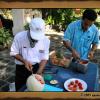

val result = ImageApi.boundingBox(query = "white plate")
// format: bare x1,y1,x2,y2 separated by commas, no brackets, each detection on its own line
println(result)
64,78,87,92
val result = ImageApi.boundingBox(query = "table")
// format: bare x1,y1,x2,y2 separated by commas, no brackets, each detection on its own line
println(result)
19,62,99,92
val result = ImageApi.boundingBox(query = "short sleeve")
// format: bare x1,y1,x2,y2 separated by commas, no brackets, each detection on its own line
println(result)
92,29,99,45
40,38,50,60
10,36,20,56
63,23,74,42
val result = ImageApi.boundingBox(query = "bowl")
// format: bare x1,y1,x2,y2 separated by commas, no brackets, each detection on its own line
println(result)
79,60,89,67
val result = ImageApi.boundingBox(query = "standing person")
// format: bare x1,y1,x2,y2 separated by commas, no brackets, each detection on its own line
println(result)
10,18,50,91
63,9,99,61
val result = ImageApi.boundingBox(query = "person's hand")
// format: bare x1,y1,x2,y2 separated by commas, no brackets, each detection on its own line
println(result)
24,60,33,72
36,70,43,76
88,51,94,60
72,50,80,60
35,74,45,84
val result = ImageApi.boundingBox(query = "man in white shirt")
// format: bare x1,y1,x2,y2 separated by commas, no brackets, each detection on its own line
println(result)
10,18,50,91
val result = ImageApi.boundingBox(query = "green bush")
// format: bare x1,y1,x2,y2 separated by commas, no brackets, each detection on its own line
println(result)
24,23,29,30
95,22,100,29
42,9,100,31
0,28,12,48
45,15,54,25
42,9,76,31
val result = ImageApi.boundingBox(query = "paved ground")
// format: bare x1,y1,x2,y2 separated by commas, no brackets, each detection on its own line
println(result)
0,28,100,91
0,49,15,91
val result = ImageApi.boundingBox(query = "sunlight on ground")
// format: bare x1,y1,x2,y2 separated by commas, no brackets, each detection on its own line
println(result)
45,27,63,36
0,61,8,66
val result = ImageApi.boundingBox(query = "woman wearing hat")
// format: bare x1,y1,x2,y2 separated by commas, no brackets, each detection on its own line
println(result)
10,18,50,91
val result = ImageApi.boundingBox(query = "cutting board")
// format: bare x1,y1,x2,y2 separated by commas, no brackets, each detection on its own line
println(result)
43,84,63,91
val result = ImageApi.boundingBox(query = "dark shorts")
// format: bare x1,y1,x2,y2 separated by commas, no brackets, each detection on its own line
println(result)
15,63,39,91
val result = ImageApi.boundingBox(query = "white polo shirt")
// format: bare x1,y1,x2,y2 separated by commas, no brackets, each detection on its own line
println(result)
10,31,50,65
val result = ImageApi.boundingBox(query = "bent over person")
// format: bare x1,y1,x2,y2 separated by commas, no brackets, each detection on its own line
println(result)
10,18,50,91
63,9,99,61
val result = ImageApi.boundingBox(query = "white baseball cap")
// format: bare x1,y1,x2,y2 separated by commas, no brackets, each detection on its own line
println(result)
29,18,45,40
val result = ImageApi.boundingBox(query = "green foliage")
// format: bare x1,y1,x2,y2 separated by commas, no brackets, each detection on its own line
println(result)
24,23,29,30
42,8,100,31
45,15,54,25
95,22,100,29
0,28,12,48
42,9,77,31
1,9,12,19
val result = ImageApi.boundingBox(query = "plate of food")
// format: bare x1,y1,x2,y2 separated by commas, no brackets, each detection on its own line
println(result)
50,80,58,85
64,78,87,92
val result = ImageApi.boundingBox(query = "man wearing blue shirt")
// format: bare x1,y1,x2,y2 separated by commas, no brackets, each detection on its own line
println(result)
63,9,99,61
